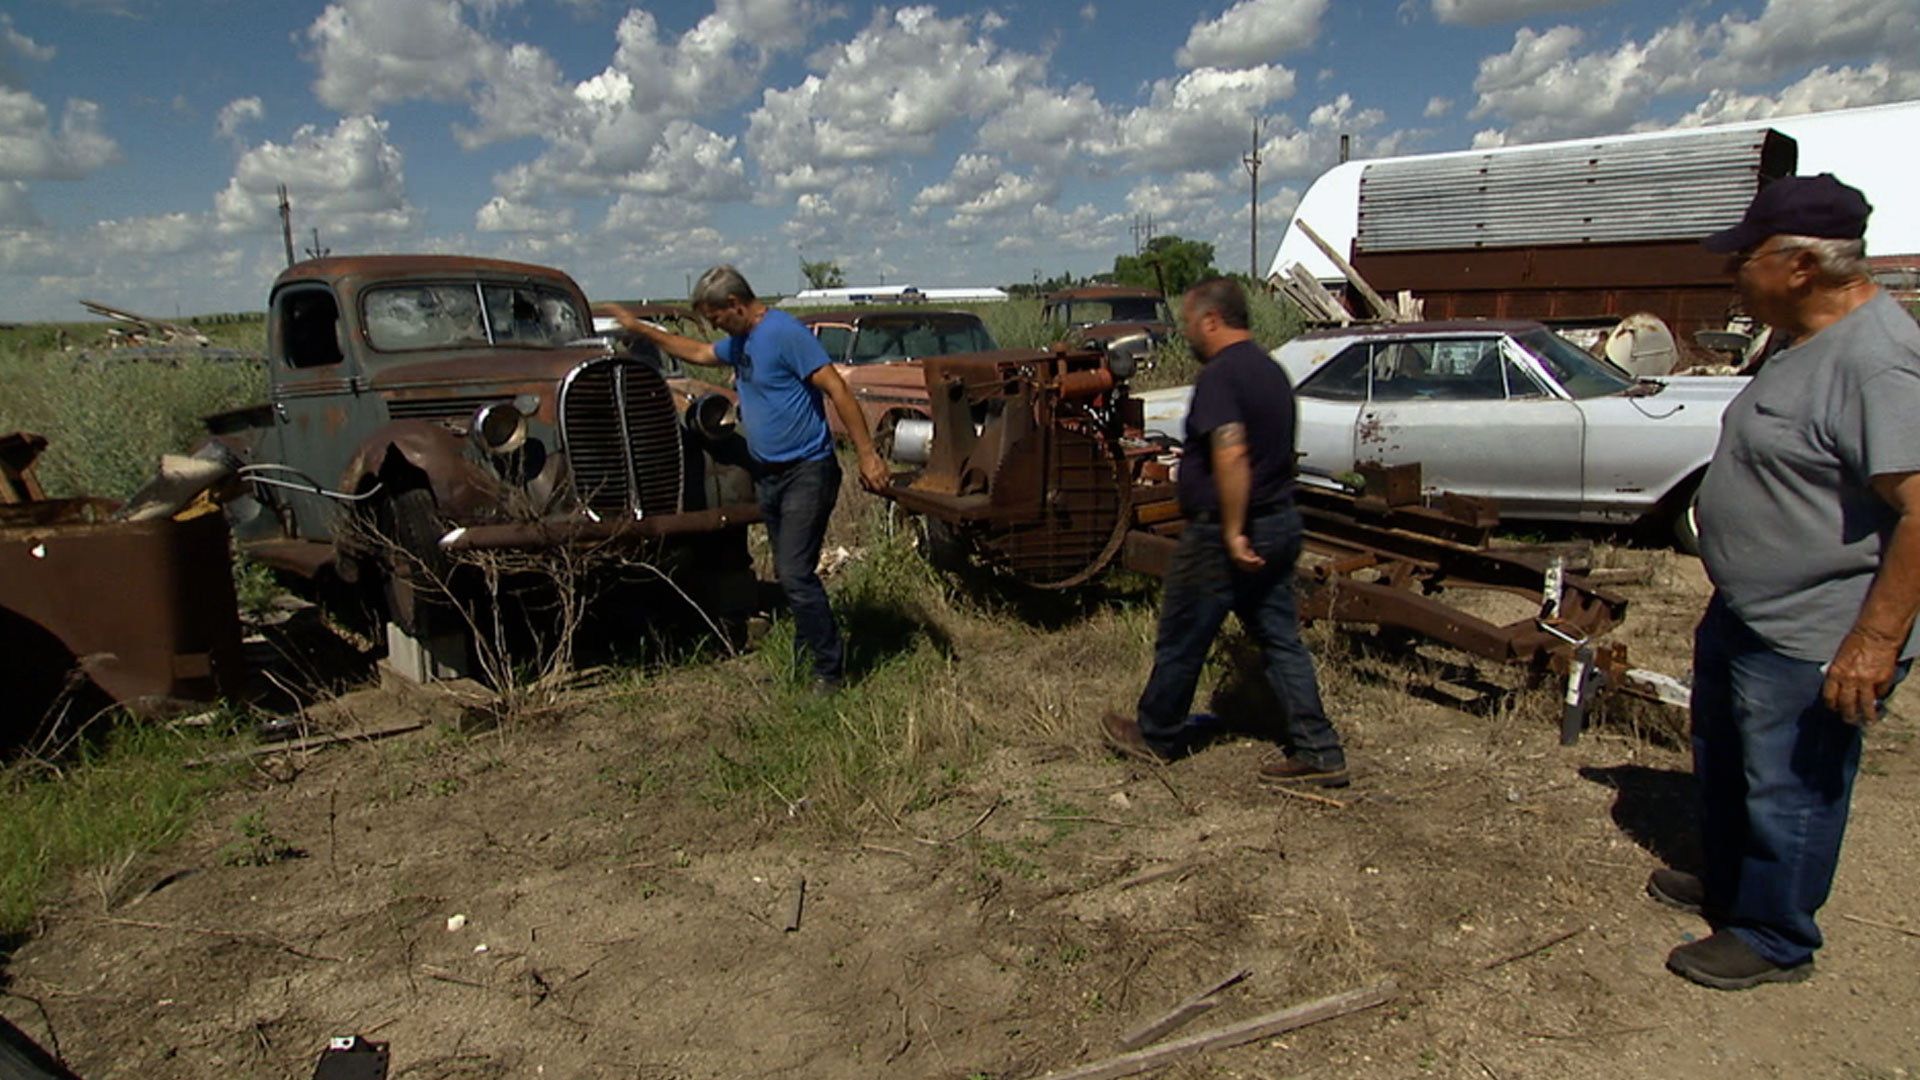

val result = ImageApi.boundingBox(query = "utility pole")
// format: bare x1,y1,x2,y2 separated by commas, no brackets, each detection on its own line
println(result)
1243,115,1263,283
304,227,329,261
277,184,295,267
1130,214,1156,255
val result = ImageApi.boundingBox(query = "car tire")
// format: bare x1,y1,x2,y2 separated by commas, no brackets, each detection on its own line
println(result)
1671,482,1702,556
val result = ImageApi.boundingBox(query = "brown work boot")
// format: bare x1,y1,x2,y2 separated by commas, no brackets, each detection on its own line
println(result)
1258,756,1350,789
1101,712,1168,763
1666,931,1812,991
1647,868,1705,914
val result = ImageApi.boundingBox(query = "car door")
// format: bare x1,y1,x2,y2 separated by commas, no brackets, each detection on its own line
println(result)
1289,342,1371,480
1355,336,1585,513
265,282,374,540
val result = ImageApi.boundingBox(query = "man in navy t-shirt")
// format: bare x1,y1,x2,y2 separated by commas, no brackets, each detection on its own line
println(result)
1102,277,1347,787
616,266,887,692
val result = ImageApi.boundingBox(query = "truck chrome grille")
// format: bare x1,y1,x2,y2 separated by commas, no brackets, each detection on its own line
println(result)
560,359,684,517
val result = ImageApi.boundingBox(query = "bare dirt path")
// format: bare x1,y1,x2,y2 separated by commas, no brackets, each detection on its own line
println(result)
4,550,1918,1080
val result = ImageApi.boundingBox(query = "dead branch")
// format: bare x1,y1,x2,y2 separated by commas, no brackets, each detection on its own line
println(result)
1479,926,1584,972
1117,967,1252,1051
1840,914,1920,940
914,797,1002,847
184,720,427,767
1263,783,1348,810
1021,981,1396,1080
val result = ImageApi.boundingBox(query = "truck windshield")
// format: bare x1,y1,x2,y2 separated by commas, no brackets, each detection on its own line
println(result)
364,283,586,351
847,316,996,364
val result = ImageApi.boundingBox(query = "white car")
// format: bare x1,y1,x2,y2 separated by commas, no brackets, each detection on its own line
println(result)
1138,320,1747,551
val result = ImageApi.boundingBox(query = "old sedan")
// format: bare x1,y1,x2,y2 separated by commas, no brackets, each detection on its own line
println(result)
1141,320,1746,551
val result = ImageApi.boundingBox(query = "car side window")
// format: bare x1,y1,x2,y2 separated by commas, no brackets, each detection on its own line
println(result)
278,287,344,369
1296,343,1371,401
813,325,853,362
1369,342,1433,401
1370,338,1510,402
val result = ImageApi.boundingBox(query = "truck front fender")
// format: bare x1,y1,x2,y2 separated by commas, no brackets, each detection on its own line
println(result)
342,421,494,517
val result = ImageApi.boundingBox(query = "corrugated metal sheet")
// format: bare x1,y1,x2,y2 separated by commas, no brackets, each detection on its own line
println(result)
1356,128,1795,252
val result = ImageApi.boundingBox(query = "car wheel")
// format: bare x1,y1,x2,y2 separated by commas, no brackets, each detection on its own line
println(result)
1671,483,1702,556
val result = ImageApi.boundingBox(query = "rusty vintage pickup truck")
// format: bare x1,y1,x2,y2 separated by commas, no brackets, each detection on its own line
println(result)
207,254,760,664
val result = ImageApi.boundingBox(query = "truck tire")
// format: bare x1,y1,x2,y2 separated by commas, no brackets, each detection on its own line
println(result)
375,487,453,636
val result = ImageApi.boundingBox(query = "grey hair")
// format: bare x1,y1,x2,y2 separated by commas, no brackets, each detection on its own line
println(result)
1774,235,1870,282
691,265,756,307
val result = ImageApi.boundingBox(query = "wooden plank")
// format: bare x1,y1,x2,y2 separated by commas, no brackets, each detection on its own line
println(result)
1025,982,1395,1080
1295,220,1396,322
1291,265,1352,321
1280,265,1348,323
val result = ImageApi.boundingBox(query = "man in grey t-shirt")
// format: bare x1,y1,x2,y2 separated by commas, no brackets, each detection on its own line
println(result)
1650,174,1920,991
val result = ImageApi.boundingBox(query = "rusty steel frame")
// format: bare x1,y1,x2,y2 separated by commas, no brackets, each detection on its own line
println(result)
1121,484,1626,666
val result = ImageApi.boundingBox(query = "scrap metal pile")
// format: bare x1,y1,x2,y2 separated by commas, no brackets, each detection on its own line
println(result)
878,346,1648,728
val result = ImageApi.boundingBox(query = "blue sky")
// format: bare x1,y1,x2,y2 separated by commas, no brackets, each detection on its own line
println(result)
1,0,1916,320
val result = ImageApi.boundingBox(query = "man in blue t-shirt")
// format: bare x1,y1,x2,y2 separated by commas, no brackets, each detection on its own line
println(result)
1101,277,1347,787
615,266,888,692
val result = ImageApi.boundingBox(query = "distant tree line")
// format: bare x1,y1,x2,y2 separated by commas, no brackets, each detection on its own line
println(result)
1003,235,1223,298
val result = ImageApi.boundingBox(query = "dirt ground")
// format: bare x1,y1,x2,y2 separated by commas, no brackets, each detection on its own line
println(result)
4,542,1919,1080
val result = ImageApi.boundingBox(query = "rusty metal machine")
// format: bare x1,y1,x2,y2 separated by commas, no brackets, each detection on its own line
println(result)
1,432,245,737
886,346,1139,588
878,347,1645,736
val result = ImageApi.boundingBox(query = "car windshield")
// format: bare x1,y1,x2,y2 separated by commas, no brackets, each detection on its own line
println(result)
1514,328,1637,399
847,316,996,364
364,282,586,351
1052,297,1170,325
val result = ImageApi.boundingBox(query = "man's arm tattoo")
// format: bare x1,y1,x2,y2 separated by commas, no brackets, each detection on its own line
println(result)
1214,422,1247,449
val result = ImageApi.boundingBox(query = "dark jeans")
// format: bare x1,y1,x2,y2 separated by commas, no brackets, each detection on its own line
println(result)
1691,593,1908,965
1136,506,1344,767
757,456,843,682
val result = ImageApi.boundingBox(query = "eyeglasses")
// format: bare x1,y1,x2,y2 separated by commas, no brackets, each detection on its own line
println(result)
1731,245,1805,272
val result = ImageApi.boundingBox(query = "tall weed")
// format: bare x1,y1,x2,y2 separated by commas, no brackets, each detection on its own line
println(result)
0,330,265,498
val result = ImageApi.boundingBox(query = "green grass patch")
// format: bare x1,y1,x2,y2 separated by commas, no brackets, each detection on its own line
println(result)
692,508,983,826
0,714,248,939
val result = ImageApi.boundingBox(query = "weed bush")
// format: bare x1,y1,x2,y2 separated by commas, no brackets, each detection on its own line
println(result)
0,325,265,499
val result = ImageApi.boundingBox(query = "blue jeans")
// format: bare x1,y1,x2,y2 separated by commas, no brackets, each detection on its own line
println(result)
1136,506,1344,767
1691,593,1907,965
757,456,843,682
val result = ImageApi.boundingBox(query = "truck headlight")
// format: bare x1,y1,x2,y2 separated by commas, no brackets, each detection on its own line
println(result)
472,402,528,455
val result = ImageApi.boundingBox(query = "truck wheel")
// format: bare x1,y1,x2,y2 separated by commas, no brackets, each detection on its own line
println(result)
375,487,453,635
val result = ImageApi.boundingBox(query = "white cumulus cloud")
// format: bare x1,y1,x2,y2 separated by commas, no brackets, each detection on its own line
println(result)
1431,0,1615,27
745,7,1043,188
1097,65,1299,172
215,97,264,141
214,115,420,238
1177,0,1329,69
